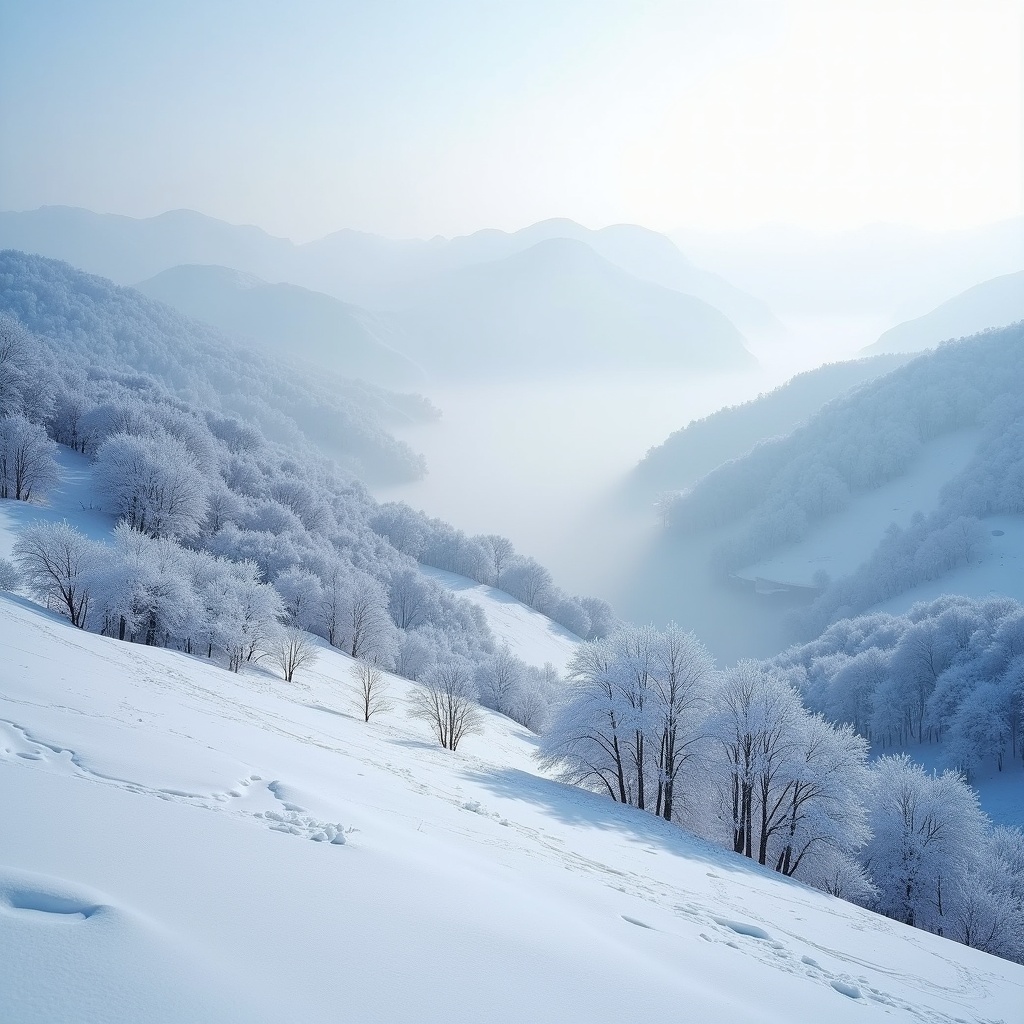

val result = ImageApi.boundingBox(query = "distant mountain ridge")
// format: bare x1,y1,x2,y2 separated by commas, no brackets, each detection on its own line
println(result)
863,271,1024,355
386,236,754,377
0,249,433,483
0,205,776,333
673,218,1024,320
136,264,425,388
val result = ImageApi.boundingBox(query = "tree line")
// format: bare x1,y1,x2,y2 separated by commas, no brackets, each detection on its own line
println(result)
541,621,1024,965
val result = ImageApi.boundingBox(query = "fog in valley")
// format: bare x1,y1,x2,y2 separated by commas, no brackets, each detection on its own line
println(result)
377,319,884,660
2,3,1024,1015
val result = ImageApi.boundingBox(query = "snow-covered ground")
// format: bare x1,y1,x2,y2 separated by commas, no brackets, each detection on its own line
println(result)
2,595,1023,1023
875,513,1024,613
736,430,981,587
2,448,1023,1022
0,446,113,559
420,565,580,673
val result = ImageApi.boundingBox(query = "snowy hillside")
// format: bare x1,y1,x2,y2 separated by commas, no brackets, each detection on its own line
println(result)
631,354,911,498
3,594,1023,1023
135,263,424,389
734,430,982,589
0,250,434,483
2,423,1021,1020
420,565,580,673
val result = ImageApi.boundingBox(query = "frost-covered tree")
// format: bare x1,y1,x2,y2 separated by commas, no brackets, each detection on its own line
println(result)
274,566,324,631
218,560,283,672
13,521,100,627
387,565,432,630
0,312,57,422
540,633,628,803
578,595,618,639
336,568,397,666
94,430,210,539
648,625,715,821
370,502,428,558
512,662,560,733
773,715,870,878
481,533,516,588
863,755,987,933
0,415,59,501
502,557,553,607
706,661,803,863
93,523,195,645
393,628,436,681
0,556,19,590
476,645,525,718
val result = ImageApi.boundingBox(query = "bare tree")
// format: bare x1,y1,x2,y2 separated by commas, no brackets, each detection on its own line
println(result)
273,627,319,682
409,661,482,751
351,660,392,722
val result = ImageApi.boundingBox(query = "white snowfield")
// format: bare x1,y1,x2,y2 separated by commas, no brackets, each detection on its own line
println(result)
1,598,1023,1023
420,564,581,673
876,513,1024,613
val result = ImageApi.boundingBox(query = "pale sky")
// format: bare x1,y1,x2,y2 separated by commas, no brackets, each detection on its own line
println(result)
1,0,1021,241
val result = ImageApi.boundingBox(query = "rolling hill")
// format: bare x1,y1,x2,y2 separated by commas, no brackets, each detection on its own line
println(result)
631,354,911,497
0,205,775,334
1,460,1019,1022
864,271,1024,355
388,237,754,378
135,264,424,388
0,250,434,483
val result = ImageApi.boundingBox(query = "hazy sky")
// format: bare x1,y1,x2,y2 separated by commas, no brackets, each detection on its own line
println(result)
1,0,1021,241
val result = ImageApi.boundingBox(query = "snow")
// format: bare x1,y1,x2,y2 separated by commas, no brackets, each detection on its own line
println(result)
420,564,581,673
736,430,981,587
2,596,1023,1023
876,513,1024,613
2,454,1023,1023
0,446,113,559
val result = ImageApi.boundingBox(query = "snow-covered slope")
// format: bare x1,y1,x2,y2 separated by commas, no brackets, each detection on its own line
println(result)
420,565,580,673
0,446,112,560
2,593,1022,1023
135,263,424,388
735,431,982,589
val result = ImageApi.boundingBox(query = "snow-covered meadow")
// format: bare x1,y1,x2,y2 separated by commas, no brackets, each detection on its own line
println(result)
3,592,1023,1023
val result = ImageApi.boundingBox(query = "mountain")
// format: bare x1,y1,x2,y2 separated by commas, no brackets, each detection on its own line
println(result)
0,250,433,482
613,325,1024,663
384,218,780,334
863,271,1024,355
0,206,293,285
631,354,911,496
0,206,775,335
135,264,424,388
388,237,754,378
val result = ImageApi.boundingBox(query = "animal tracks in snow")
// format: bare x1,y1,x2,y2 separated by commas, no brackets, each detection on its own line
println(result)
0,717,350,849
